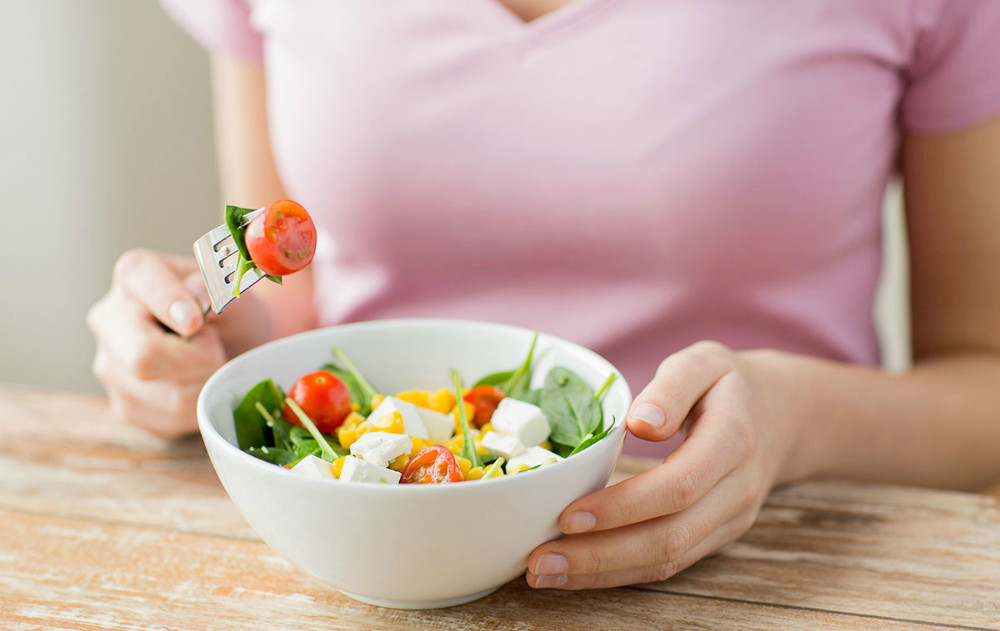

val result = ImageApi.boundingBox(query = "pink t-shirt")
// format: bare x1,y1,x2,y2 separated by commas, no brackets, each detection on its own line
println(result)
163,0,1000,457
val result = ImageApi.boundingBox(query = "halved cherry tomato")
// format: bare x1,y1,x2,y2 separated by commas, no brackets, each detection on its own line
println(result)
245,199,317,276
463,385,505,427
400,446,464,484
282,370,351,433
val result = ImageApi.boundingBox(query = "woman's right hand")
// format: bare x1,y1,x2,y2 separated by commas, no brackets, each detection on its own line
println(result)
87,249,247,437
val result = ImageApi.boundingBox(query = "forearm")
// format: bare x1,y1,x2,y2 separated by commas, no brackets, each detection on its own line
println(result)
757,349,1000,491
209,52,318,356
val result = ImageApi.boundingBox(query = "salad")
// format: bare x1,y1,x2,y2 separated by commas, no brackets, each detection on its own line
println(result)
232,334,617,484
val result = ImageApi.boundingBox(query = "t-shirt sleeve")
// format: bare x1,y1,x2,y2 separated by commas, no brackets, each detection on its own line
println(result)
901,0,1000,134
159,0,263,61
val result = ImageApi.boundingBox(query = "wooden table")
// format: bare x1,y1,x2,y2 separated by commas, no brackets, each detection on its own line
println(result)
1,386,998,630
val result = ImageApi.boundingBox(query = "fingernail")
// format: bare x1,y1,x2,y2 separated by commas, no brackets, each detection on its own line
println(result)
563,511,596,534
534,574,567,589
168,301,197,331
535,553,568,575
630,403,665,429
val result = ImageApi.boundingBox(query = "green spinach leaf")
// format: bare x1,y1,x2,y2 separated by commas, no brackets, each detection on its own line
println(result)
567,419,614,456
540,367,602,449
225,204,282,293
472,369,515,389
254,401,295,451
512,388,543,407
320,362,374,417
225,205,254,261
233,379,283,451
284,398,344,462
247,445,296,466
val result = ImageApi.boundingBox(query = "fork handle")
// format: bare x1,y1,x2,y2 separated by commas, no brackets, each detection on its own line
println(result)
195,293,212,318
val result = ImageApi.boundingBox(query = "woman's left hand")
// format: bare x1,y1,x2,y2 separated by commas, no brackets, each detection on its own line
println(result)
526,341,804,589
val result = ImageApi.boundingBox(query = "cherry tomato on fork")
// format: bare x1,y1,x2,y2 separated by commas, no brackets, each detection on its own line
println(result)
400,446,464,484
282,371,351,433
245,199,317,276
463,385,505,427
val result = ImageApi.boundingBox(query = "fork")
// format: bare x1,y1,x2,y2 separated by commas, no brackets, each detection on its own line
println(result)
192,208,265,314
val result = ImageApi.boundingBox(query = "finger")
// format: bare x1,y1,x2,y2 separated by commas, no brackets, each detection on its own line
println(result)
527,511,750,590
100,347,206,413
97,347,203,437
559,401,748,533
627,340,734,441
107,386,201,438
113,249,205,336
89,293,226,380
528,470,751,578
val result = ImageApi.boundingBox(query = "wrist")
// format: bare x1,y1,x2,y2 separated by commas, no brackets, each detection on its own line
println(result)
740,349,834,485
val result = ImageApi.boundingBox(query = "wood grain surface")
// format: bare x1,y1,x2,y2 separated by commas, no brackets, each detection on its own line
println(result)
2,387,999,630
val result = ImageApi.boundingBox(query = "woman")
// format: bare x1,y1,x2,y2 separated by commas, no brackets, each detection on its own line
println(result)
88,0,1000,590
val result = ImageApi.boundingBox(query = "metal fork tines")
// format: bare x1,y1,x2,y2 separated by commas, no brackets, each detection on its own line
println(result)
192,208,265,314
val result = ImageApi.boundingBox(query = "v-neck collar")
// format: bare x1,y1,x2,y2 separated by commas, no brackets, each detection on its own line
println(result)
477,0,622,43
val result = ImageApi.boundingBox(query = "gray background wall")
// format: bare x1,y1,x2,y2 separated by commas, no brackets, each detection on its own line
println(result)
0,1,218,392
0,1,910,394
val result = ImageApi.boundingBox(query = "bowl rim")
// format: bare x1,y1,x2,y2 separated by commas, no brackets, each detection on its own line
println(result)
197,317,632,495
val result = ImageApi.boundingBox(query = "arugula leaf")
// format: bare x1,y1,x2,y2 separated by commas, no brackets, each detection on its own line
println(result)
453,371,483,469
331,348,380,409
540,367,602,449
247,445,297,466
233,379,284,450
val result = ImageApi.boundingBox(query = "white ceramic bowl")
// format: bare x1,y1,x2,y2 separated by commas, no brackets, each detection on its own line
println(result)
197,319,631,609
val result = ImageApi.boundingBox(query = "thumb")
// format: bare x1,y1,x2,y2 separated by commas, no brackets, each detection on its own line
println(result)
626,341,735,441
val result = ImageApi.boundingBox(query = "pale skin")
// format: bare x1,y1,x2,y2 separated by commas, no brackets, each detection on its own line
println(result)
89,0,1000,592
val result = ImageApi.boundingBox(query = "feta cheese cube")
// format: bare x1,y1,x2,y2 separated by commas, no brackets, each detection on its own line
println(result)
506,446,562,475
289,454,334,480
481,430,525,460
416,406,455,443
339,456,402,484
349,431,412,467
491,398,550,447
367,396,429,439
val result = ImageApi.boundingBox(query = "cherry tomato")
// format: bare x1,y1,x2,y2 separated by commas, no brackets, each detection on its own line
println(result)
282,370,351,433
463,385,506,427
400,446,464,484
245,199,317,276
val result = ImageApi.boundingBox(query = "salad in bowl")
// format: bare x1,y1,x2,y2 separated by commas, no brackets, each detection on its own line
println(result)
234,332,618,487
197,319,630,608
